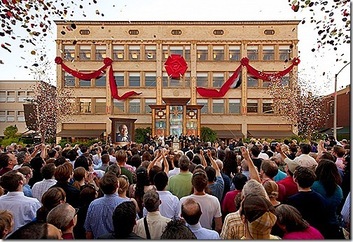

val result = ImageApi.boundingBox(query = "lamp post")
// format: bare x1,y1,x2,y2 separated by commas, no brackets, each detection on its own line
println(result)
333,62,350,140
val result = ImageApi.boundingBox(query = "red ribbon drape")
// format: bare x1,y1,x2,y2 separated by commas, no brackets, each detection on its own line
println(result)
55,57,141,100
196,57,300,98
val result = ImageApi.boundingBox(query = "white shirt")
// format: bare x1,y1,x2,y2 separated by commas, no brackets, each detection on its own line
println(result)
168,167,180,177
0,191,41,233
143,190,180,219
180,194,222,229
31,178,57,202
258,152,270,160
187,222,220,239
133,211,171,239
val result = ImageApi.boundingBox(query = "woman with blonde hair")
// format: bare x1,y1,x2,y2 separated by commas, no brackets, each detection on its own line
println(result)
263,180,281,208
0,210,14,239
117,175,140,215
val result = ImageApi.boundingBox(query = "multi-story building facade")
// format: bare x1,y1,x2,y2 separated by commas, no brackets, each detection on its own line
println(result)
55,20,300,143
0,80,37,137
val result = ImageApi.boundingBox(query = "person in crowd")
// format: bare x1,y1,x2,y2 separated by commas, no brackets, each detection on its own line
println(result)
98,201,142,239
36,187,66,222
17,165,33,197
222,172,247,218
0,210,14,239
133,190,171,239
13,150,31,170
73,184,98,239
289,143,318,171
107,147,116,164
340,192,350,239
249,145,263,172
6,221,62,239
168,151,181,177
129,166,155,218
239,194,280,239
84,171,125,239
277,148,299,199
287,166,329,238
263,179,281,207
181,197,220,239
0,170,41,233
96,153,110,172
0,152,18,176
160,219,197,239
142,171,180,219
31,163,57,202
28,156,45,187
117,175,140,214
216,158,231,202
115,149,134,184
180,168,223,233
167,154,193,199
220,179,268,239
205,149,224,203
275,204,324,239
311,159,344,239
47,203,78,239
51,162,80,208
72,166,87,190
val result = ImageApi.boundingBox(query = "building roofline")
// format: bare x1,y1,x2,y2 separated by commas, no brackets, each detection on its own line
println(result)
54,20,301,25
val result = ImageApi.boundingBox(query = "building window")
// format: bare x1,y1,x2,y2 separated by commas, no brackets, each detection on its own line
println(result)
213,46,224,61
79,45,91,60
329,101,334,115
145,72,156,87
263,100,274,114
94,99,106,114
279,45,291,61
79,99,91,113
7,91,15,102
247,99,258,113
63,45,75,61
7,111,15,121
17,91,26,102
129,99,140,113
229,45,241,61
247,76,259,87
145,45,156,60
197,45,208,61
247,45,258,61
229,99,241,114
95,74,106,87
212,99,224,114
0,91,6,102
17,111,25,122
64,73,75,87
162,72,169,87
197,72,208,87
263,45,274,61
162,46,169,60
113,100,125,114
114,72,124,87
113,45,124,60
95,45,106,60
0,111,5,122
27,91,35,100
281,74,290,86
184,72,191,87
185,46,191,61
79,73,91,87
170,46,183,56
145,99,156,114
212,73,224,87
197,99,208,114
129,72,140,87
129,45,140,60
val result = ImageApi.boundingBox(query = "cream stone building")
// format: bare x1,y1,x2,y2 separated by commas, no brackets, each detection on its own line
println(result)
0,80,36,137
54,20,300,143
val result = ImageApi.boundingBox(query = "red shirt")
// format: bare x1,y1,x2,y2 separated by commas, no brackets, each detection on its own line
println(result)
222,190,241,214
277,176,298,199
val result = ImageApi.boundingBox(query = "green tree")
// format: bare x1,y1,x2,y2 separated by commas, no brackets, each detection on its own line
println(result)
200,126,217,143
135,127,152,144
3,125,18,138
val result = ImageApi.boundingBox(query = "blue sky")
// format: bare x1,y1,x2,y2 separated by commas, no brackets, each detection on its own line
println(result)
0,0,350,95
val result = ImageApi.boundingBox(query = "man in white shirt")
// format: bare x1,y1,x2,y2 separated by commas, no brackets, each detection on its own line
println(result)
32,163,57,202
0,170,41,233
182,198,220,239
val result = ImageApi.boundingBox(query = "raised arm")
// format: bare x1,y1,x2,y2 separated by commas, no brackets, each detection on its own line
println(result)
199,149,208,168
161,148,169,174
206,149,221,177
241,146,261,182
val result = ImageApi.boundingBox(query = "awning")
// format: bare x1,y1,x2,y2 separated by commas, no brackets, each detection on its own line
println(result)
247,130,295,139
216,130,244,139
57,130,105,138
321,127,350,135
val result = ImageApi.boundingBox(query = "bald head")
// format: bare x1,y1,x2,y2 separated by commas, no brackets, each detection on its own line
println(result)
181,198,202,225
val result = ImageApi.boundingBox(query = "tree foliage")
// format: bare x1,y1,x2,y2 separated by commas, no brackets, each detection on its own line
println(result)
3,125,18,138
200,126,217,143
135,127,152,144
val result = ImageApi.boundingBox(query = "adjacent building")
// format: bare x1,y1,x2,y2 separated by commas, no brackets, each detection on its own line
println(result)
54,20,301,143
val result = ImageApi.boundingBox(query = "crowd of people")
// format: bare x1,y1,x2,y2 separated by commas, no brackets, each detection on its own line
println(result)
0,135,350,239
